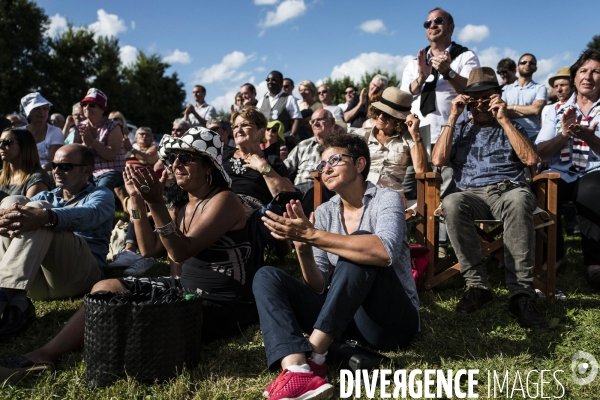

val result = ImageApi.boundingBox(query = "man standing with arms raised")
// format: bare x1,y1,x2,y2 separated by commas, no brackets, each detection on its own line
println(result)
184,85,217,127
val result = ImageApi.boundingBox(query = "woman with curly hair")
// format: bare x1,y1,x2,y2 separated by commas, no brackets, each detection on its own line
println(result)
354,87,428,197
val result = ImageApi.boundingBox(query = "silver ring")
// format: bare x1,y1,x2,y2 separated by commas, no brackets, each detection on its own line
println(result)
139,185,150,193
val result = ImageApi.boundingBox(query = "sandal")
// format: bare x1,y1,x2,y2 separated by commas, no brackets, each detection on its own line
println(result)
587,267,600,290
0,356,55,383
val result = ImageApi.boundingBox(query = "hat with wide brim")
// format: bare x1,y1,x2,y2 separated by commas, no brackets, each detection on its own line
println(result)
463,67,501,93
370,87,412,120
158,127,232,188
548,67,571,87
21,93,53,117
264,120,285,145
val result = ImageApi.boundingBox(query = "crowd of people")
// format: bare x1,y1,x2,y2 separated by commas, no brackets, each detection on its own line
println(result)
0,7,599,400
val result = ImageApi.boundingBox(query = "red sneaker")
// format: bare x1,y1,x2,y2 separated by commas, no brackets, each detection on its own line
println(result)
307,358,327,379
266,369,334,400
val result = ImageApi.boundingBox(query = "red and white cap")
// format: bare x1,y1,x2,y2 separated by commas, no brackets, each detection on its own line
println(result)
81,88,108,112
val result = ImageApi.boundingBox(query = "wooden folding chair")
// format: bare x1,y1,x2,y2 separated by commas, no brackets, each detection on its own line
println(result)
415,171,560,302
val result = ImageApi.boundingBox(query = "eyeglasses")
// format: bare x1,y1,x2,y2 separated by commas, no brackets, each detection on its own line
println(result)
82,103,97,109
496,69,508,75
316,154,356,173
266,78,279,82
375,109,394,121
465,96,492,106
167,152,200,166
232,123,254,131
519,60,536,66
317,90,329,95
0,139,19,147
309,117,329,126
282,85,291,89
345,90,357,95
51,162,89,171
423,17,444,29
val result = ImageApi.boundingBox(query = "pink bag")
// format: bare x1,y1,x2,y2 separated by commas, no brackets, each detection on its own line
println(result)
410,244,429,291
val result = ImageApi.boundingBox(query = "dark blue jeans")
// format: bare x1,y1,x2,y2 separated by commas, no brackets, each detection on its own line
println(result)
253,247,419,370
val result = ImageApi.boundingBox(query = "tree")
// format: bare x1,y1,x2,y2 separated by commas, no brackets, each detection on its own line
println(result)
587,35,600,52
43,26,96,116
0,0,49,113
93,36,124,112
120,51,185,133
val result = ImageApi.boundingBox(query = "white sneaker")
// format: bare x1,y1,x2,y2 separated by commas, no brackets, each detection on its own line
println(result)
123,257,155,277
108,249,142,267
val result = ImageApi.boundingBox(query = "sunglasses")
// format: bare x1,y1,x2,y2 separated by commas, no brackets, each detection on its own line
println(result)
0,139,19,147
316,154,356,173
82,103,97,109
309,117,329,126
345,90,357,95
423,17,444,29
51,162,89,171
465,97,492,106
496,69,508,75
266,78,279,82
519,60,537,66
317,90,329,95
282,85,292,89
375,109,394,121
167,152,200,166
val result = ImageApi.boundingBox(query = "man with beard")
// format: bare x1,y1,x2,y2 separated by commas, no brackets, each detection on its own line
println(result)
496,58,518,86
502,53,547,141
257,71,302,142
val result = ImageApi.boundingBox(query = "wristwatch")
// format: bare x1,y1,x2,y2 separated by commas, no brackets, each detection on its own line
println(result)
445,69,456,80
261,165,272,175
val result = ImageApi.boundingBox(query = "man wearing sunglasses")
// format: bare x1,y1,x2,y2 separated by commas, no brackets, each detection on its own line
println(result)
496,58,517,86
0,144,114,338
339,85,357,113
502,54,547,141
257,71,302,142
317,84,344,122
432,67,547,330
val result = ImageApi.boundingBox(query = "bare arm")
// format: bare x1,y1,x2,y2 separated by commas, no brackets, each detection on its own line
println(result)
432,95,466,167
290,119,300,138
491,95,540,166
243,154,295,196
344,88,367,122
25,182,50,198
506,100,546,118
131,145,159,165
405,114,429,173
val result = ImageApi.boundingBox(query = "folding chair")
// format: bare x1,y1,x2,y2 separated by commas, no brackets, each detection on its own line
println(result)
415,171,560,302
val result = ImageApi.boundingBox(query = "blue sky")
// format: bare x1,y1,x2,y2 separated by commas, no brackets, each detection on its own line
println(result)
36,0,596,116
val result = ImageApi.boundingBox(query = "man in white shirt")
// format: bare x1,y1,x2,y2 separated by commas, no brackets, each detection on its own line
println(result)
339,85,357,113
257,71,302,141
184,85,217,127
317,84,344,121
502,53,547,141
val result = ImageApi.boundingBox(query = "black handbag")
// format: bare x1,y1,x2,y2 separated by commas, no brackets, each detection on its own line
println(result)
328,340,391,372
83,287,203,388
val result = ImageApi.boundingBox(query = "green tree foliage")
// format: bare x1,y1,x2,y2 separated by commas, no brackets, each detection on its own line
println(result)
120,52,185,133
323,69,400,106
93,36,124,111
587,35,600,52
0,0,49,113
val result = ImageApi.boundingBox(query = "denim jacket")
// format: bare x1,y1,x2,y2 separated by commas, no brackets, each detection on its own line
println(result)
31,183,115,268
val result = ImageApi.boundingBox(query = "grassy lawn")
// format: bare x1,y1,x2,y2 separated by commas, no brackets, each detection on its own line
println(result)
1,234,599,399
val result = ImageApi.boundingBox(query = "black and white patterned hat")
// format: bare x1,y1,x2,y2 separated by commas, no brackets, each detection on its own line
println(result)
158,127,232,187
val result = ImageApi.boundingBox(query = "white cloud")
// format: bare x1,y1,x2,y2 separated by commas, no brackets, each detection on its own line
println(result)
47,13,68,37
193,51,255,84
255,66,266,72
261,56,268,62
210,87,241,113
330,52,415,83
131,21,136,30
119,45,137,66
458,24,490,44
254,0,279,4
88,9,127,39
259,0,306,33
476,47,520,70
163,49,192,65
359,19,387,34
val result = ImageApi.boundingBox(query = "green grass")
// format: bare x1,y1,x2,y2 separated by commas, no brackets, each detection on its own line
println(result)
1,235,599,399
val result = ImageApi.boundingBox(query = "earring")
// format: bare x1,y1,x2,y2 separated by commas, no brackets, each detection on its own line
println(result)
207,174,213,185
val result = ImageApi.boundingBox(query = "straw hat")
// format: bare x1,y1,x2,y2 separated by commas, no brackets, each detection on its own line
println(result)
548,67,571,87
370,87,412,120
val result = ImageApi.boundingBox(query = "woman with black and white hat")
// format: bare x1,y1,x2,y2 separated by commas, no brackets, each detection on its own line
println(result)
354,87,429,198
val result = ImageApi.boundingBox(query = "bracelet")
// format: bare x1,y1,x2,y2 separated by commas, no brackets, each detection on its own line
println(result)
414,138,423,143
154,220,179,237
415,77,422,86
131,209,141,219
442,124,455,130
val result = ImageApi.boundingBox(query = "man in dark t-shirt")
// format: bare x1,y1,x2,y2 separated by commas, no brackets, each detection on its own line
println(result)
432,67,547,330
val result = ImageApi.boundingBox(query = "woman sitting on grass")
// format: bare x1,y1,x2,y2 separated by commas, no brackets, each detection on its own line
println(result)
0,128,258,381
254,134,420,400
0,128,54,201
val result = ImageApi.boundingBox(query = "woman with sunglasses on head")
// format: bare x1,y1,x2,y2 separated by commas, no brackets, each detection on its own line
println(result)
73,88,126,191
0,129,54,201
354,87,428,198
0,128,258,380
19,93,64,172
255,134,420,400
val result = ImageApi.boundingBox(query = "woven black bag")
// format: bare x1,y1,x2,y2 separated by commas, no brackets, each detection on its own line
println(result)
84,287,203,389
